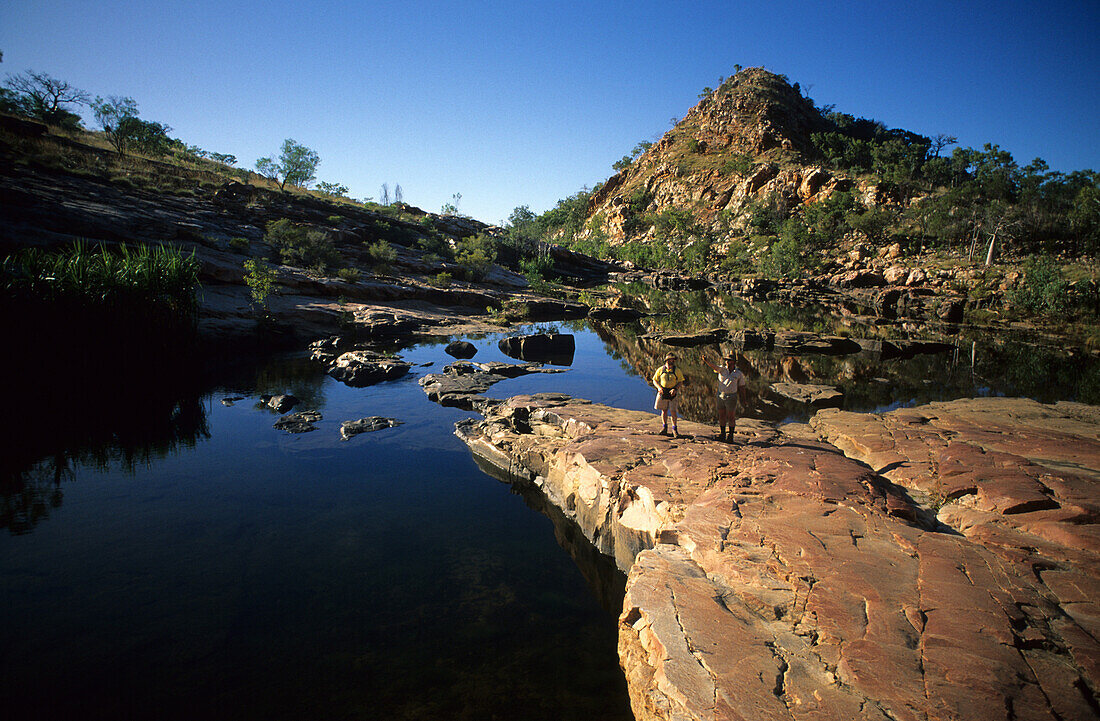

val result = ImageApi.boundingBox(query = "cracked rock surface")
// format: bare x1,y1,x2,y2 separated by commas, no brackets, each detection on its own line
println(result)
456,394,1099,721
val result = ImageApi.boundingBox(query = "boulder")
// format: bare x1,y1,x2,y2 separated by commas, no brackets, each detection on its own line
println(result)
657,328,728,347
444,340,478,359
327,351,411,387
937,296,966,323
498,333,575,365
729,328,774,351
340,416,403,440
883,265,909,284
833,268,886,288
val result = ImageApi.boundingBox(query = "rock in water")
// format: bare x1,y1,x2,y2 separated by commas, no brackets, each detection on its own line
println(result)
266,394,299,413
769,381,844,408
326,351,411,387
273,410,321,433
444,341,478,359
340,416,402,440
497,333,575,365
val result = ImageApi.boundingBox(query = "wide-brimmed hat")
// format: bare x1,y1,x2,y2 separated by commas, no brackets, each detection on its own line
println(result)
724,354,737,361
664,353,677,361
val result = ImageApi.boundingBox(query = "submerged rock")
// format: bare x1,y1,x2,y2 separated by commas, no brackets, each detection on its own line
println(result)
419,361,565,407
773,331,862,355
340,416,403,440
273,410,321,433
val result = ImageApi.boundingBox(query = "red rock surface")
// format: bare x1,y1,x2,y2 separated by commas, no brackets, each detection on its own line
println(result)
458,395,1100,721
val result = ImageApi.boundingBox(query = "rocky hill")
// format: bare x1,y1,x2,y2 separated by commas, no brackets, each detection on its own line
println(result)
583,68,871,246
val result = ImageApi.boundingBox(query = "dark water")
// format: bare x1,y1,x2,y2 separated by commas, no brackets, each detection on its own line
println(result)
3,310,1097,720
0,326,652,721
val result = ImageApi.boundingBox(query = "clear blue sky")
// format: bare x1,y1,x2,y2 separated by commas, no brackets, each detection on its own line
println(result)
3,0,1098,224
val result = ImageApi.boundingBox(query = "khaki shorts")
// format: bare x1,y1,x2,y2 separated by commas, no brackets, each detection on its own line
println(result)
654,392,679,413
717,392,741,414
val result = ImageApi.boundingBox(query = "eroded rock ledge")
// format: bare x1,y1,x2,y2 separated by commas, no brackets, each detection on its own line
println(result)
455,395,1099,721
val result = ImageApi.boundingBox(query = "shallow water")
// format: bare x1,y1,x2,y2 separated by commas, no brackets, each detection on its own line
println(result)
2,314,1096,719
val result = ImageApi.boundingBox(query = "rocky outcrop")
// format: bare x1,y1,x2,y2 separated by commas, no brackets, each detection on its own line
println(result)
456,394,1100,721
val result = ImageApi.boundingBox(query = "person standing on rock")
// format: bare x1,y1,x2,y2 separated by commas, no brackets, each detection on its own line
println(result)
704,353,748,442
652,352,686,437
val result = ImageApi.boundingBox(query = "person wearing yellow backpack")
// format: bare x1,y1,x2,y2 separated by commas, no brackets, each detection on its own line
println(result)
651,352,686,437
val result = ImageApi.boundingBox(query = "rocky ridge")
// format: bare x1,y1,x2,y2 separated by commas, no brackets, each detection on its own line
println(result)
456,394,1099,721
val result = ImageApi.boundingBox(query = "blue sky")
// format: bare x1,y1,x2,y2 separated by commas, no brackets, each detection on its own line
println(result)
3,0,1098,224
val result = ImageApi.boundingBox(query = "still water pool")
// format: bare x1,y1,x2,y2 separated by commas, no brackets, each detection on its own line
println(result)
2,318,1096,720
1,325,653,720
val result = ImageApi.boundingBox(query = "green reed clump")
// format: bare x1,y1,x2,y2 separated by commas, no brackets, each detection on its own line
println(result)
1,241,201,353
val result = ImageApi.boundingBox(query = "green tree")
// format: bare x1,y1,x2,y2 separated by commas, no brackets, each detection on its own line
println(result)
120,116,173,156
91,96,140,155
316,181,349,197
255,139,321,190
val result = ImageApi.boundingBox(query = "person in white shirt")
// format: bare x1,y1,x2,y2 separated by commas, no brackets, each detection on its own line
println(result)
703,353,749,442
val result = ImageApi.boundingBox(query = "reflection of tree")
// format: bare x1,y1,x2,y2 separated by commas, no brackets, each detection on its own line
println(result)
250,356,328,410
0,454,70,535
2,358,212,534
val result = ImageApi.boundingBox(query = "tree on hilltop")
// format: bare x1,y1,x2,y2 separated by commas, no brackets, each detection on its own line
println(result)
3,70,89,128
256,139,321,190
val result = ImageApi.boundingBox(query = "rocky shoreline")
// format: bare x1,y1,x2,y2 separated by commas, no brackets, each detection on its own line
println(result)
455,394,1099,721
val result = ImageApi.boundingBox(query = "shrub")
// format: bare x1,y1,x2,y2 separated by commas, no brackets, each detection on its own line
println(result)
431,271,452,287
519,254,554,281
243,258,276,307
454,233,496,281
365,239,398,270
336,267,361,282
1006,256,1068,315
719,154,754,176
228,237,250,253
264,219,338,272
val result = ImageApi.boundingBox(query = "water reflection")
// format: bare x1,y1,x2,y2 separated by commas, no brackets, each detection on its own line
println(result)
472,455,627,616
590,285,1100,424
1,389,210,534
